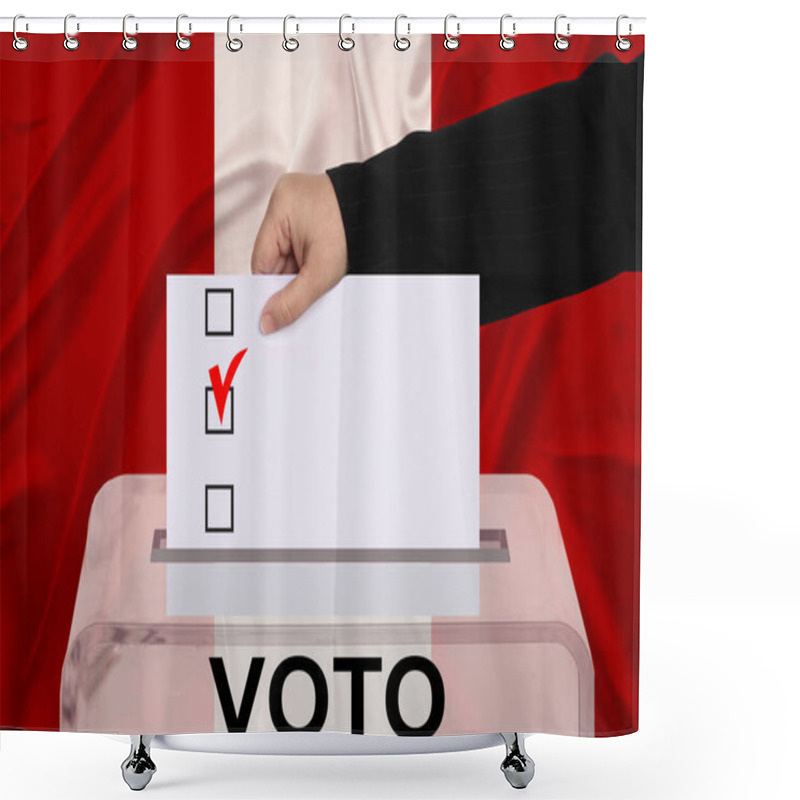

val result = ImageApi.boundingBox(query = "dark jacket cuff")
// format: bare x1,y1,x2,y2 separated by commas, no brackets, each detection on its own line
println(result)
326,161,367,274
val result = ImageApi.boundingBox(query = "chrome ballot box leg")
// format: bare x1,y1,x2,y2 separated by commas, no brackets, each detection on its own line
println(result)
500,733,535,789
121,735,157,791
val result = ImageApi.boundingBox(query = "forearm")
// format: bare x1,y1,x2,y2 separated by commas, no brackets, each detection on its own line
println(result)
326,54,643,324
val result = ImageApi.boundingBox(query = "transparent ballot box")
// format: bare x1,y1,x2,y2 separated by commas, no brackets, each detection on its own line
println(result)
61,475,594,737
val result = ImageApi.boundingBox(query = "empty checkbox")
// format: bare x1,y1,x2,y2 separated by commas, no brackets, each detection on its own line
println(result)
205,288,234,336
205,485,234,533
206,386,234,434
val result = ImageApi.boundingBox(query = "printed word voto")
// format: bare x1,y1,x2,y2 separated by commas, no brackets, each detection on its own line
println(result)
209,655,446,735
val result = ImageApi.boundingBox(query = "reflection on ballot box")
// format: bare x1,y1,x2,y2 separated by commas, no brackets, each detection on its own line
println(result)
61,474,594,737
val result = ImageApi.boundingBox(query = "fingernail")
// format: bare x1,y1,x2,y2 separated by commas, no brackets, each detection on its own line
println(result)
260,312,277,335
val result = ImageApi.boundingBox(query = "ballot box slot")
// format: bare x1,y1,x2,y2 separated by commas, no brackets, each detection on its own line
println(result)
151,528,509,563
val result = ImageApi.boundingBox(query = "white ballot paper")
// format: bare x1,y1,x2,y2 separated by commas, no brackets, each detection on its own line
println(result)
165,275,480,617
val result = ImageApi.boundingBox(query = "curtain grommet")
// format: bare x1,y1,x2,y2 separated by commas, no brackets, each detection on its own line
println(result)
553,14,570,51
443,14,460,50
121,14,138,51
394,14,411,51
616,15,632,51
63,13,80,51
176,13,192,51
339,14,355,51
226,14,243,52
12,14,29,51
500,14,516,50
282,15,299,51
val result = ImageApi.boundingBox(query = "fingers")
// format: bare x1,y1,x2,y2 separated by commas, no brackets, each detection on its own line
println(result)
253,173,348,333
251,201,295,274
260,262,331,334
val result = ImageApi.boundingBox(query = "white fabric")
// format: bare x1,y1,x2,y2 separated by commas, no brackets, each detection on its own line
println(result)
214,33,431,272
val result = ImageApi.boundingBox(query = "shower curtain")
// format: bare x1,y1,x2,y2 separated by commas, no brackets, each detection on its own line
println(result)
0,27,643,739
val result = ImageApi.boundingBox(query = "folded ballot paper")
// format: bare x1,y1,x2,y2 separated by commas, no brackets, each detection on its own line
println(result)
165,274,480,617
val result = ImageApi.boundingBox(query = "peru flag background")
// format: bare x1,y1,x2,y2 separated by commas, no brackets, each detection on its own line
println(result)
1,33,642,735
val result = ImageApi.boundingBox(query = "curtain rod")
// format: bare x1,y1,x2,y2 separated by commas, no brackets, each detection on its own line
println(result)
1,16,646,36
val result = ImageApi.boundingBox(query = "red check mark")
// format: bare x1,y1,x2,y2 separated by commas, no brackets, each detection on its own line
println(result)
209,348,247,423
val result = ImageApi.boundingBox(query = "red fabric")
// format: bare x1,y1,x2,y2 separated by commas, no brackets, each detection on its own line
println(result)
0,32,640,735
432,32,644,128
432,35,642,735
0,34,215,729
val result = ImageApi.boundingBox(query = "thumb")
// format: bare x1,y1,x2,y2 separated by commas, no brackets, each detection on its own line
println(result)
259,261,331,334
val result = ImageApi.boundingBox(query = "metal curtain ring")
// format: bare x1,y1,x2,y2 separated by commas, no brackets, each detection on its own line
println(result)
282,15,299,51
444,14,460,50
226,14,243,52
176,14,191,50
616,14,632,51
12,14,29,51
339,14,355,51
122,14,138,50
64,13,79,51
394,14,410,51
500,14,516,50
554,14,570,51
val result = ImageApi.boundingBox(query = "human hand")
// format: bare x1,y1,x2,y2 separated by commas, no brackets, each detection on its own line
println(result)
251,173,348,334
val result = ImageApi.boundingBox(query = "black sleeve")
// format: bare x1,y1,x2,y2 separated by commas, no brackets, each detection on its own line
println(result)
326,53,643,325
